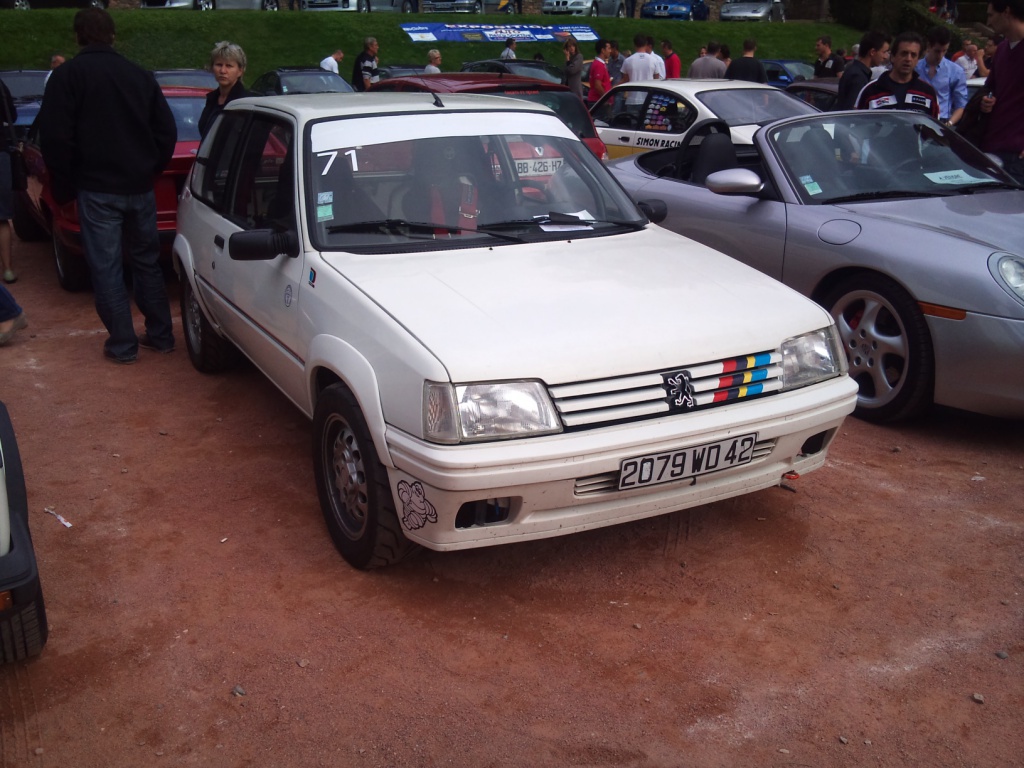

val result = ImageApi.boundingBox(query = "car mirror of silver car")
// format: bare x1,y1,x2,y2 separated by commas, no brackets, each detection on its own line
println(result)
636,199,668,225
229,229,300,261
705,169,765,197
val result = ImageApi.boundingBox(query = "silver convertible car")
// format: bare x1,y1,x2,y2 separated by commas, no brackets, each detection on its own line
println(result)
607,111,1024,422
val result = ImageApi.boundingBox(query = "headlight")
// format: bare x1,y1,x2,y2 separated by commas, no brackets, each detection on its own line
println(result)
991,253,1024,304
780,326,846,391
424,381,562,444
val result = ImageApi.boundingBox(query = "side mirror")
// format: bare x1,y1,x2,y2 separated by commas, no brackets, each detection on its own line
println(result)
705,168,764,196
636,199,668,224
229,229,300,261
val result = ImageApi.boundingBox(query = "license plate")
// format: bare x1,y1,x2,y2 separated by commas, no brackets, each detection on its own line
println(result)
655,10,668,15
618,433,757,490
515,157,563,177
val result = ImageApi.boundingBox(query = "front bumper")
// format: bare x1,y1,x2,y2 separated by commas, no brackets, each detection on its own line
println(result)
930,312,1024,418
384,375,857,551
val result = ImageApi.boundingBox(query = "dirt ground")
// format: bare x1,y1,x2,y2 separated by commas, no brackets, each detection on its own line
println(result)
1,236,1022,768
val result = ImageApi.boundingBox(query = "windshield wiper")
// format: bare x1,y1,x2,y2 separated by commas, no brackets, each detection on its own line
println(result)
949,181,1022,194
825,190,951,204
327,219,461,236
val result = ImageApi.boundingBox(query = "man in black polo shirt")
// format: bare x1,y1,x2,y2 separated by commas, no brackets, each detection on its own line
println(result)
814,35,846,79
855,31,940,118
836,31,891,110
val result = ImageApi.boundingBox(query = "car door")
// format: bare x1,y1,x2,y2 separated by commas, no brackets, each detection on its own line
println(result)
188,111,307,401
590,88,645,157
624,152,787,281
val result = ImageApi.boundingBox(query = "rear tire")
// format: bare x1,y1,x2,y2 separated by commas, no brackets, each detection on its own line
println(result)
262,0,279,9
51,226,91,292
313,384,416,570
179,269,240,373
822,273,933,422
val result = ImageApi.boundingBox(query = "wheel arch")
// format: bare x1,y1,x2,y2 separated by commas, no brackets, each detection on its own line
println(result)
810,266,916,311
306,336,393,469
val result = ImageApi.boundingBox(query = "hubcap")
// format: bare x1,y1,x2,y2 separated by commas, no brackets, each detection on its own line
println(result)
325,415,369,540
832,290,908,410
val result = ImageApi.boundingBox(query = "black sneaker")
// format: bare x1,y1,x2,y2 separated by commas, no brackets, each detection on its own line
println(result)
103,348,138,365
138,334,175,354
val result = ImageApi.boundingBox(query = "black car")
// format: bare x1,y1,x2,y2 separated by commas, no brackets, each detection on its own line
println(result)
249,67,355,96
785,78,839,112
0,401,48,663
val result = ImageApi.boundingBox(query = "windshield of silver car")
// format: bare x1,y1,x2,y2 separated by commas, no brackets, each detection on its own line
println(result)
769,114,1013,205
307,114,644,251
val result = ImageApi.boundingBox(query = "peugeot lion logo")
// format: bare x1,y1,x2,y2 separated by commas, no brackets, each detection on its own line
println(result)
667,372,695,410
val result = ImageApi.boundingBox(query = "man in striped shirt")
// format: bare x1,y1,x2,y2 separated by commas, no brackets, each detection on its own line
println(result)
855,31,940,118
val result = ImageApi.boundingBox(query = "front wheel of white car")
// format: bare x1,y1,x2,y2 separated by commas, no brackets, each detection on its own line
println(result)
313,384,416,570
823,273,933,423
180,270,239,373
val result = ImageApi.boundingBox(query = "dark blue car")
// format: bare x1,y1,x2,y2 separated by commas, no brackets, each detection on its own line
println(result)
640,0,707,20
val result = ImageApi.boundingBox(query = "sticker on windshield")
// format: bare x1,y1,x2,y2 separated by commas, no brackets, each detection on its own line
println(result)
924,170,990,185
799,174,823,196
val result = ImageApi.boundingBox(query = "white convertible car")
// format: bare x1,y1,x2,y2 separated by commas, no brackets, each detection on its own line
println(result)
174,93,857,569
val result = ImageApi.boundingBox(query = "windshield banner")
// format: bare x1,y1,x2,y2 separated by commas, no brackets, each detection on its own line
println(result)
400,23,598,43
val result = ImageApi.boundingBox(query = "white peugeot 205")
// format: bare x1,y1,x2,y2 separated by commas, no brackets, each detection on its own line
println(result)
174,92,858,569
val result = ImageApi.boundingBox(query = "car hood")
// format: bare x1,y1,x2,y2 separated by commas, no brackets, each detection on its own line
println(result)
326,227,831,384
835,190,1024,252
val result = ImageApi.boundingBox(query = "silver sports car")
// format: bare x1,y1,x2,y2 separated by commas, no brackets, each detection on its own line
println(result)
607,111,1024,421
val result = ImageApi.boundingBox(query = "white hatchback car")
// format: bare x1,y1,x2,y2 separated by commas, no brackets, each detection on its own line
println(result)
590,79,817,158
174,93,857,569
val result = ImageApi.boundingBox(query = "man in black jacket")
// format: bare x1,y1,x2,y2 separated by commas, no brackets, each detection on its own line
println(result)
37,8,177,364
835,31,891,111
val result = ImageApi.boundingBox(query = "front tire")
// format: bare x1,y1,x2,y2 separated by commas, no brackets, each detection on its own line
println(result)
401,0,415,10
262,0,279,9
358,0,369,11
180,269,240,373
822,273,933,422
194,0,214,9
313,385,416,570
0,588,48,662
616,2,626,16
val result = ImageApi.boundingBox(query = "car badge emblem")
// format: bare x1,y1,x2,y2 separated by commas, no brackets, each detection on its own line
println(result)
534,146,544,157
665,371,696,410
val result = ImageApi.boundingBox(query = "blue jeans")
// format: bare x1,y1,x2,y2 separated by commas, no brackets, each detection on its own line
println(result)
77,190,174,358
0,284,21,323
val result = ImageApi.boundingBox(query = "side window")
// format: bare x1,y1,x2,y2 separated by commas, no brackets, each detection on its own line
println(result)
191,111,247,212
764,63,784,82
592,90,645,128
228,117,295,231
642,92,694,134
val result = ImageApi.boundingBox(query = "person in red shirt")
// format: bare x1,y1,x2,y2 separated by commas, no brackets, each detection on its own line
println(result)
588,39,612,104
660,40,682,79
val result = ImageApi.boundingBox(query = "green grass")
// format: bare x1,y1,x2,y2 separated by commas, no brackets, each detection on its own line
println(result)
0,10,861,81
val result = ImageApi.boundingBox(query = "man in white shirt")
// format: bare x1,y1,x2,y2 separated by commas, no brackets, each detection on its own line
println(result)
320,49,344,74
620,33,660,85
500,38,517,60
424,49,442,74
956,42,980,78
646,35,666,79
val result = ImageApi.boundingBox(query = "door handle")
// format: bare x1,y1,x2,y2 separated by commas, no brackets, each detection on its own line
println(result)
618,136,630,142
214,235,224,248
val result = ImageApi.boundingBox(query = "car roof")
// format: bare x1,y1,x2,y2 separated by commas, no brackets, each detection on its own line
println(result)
373,73,573,94
227,92,556,120
787,78,839,92
610,79,779,96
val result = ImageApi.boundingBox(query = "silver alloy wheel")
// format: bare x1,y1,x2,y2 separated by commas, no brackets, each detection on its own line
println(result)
324,413,370,541
262,0,279,9
473,0,482,10
358,0,369,10
589,1,598,15
617,2,626,15
12,0,31,8
401,0,414,10
831,288,909,412
195,0,214,8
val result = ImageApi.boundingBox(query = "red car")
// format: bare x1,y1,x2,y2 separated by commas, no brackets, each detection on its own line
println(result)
371,73,608,162
13,86,207,291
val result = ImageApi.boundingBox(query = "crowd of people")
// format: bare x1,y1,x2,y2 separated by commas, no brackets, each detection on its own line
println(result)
1,2,1023,357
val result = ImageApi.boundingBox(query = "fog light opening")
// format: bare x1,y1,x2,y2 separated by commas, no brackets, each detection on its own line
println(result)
455,497,513,529
800,429,830,457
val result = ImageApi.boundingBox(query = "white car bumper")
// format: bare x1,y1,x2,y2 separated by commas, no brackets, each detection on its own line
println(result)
384,375,858,551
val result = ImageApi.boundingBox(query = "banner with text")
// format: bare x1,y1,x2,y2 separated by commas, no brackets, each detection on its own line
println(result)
400,23,598,43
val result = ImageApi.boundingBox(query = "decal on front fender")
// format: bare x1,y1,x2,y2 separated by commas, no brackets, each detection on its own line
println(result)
397,480,438,530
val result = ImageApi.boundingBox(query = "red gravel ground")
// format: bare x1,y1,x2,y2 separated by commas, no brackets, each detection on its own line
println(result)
1,238,1022,767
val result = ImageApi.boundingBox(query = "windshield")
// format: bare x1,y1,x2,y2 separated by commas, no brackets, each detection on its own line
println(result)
167,95,206,142
279,72,354,95
697,88,817,126
786,61,815,81
768,113,1015,205
307,113,644,252
504,62,565,85
494,89,597,139
1,71,47,99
